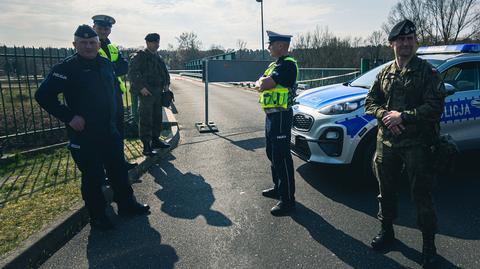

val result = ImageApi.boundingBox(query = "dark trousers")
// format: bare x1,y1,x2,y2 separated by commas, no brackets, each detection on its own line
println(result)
138,91,163,143
265,109,295,202
69,132,134,217
374,141,437,233
115,92,125,140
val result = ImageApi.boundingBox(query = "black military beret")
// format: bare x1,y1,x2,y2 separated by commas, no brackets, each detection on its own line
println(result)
145,33,160,42
92,14,116,27
74,24,98,39
388,19,416,41
267,30,292,43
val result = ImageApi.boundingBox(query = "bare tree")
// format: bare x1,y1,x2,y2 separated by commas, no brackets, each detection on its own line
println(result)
366,30,387,60
176,32,202,51
236,39,248,51
385,0,480,44
174,32,202,67
383,0,434,44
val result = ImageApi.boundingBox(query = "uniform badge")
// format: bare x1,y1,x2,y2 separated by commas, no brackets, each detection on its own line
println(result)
52,72,67,80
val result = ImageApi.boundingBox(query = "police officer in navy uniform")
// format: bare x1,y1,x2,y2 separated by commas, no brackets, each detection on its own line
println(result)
92,14,137,170
35,25,150,230
256,31,298,216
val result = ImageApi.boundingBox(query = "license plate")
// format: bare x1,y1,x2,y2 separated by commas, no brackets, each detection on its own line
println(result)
290,134,295,145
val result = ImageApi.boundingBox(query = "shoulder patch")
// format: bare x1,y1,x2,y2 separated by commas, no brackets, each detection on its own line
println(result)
52,72,67,80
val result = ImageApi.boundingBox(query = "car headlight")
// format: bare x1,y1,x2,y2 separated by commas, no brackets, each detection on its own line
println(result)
318,98,365,115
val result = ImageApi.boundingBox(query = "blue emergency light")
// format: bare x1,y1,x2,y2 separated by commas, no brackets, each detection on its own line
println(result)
417,44,480,54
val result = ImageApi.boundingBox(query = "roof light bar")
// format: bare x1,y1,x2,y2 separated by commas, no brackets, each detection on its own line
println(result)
417,44,480,54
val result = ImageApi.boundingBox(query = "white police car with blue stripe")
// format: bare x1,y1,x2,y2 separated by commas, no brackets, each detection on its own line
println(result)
291,44,480,178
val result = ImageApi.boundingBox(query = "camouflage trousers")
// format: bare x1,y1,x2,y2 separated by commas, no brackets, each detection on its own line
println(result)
374,141,437,233
138,90,163,143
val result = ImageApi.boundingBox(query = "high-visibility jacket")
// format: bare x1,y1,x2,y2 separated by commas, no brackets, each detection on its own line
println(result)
99,43,127,93
259,56,298,109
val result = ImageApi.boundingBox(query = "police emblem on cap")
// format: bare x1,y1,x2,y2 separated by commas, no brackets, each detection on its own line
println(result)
92,14,116,27
388,19,416,41
74,24,98,38
266,30,293,43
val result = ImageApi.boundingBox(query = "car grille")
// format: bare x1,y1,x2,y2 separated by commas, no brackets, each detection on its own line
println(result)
293,114,314,131
291,135,311,161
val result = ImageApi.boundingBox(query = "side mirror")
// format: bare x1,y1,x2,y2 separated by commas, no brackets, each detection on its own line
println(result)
444,83,456,96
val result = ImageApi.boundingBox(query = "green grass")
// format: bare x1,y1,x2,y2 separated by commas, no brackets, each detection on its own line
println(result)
0,179,81,257
0,127,172,258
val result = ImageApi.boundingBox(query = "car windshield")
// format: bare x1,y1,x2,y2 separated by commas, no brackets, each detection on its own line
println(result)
348,58,447,89
349,63,388,89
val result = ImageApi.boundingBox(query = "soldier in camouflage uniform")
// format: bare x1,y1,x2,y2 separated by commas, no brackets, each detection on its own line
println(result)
365,20,446,269
128,33,171,156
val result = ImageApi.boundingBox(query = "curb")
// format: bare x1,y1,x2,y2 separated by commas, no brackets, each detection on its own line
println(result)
0,110,180,269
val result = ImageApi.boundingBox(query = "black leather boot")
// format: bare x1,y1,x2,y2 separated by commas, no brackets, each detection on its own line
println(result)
422,232,437,269
90,213,114,231
118,201,151,217
151,138,171,149
262,188,280,199
371,221,395,250
142,141,157,156
270,200,295,216
125,161,138,170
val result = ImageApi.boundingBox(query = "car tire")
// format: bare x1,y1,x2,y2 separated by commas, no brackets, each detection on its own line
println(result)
362,139,376,181
352,137,377,182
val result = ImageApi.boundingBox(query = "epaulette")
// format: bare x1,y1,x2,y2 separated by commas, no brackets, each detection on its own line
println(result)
130,50,146,60
62,54,77,64
378,62,394,80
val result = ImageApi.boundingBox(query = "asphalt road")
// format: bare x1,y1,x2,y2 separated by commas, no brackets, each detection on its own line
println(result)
41,76,480,269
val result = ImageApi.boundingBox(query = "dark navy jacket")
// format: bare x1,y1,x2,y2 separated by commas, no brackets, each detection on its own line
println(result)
35,53,118,144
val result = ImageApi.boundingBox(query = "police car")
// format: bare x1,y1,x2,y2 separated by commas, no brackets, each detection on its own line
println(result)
291,44,480,178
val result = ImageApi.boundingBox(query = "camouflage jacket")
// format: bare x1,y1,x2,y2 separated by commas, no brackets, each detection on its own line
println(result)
128,49,170,95
365,56,447,148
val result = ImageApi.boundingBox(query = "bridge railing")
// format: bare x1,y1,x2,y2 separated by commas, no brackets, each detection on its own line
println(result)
0,44,359,154
0,46,136,154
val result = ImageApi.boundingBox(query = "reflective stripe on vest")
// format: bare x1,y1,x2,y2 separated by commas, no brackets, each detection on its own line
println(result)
99,44,127,93
258,57,298,109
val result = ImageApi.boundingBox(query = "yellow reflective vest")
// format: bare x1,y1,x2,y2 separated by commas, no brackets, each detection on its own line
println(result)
259,56,298,109
99,43,127,93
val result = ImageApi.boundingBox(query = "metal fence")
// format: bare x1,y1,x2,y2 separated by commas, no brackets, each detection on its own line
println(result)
0,46,136,154
0,46,360,154
298,68,360,88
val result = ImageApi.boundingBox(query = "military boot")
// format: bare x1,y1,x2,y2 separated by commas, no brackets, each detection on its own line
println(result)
422,232,437,269
270,200,295,216
371,221,395,250
142,141,158,157
152,138,171,149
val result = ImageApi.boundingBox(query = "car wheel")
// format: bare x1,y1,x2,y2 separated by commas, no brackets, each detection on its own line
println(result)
362,139,376,181
352,138,377,182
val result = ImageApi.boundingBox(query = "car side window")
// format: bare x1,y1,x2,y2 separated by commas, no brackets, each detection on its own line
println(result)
442,62,479,92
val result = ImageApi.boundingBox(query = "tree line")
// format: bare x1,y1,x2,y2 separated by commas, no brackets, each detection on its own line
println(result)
157,0,479,70
2,0,478,72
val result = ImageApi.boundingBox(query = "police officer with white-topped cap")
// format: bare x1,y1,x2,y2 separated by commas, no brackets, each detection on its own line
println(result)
92,14,137,170
256,30,298,216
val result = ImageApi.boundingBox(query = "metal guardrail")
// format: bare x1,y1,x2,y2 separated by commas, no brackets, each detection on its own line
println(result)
298,71,360,88
0,46,136,153
0,46,74,145
0,45,359,153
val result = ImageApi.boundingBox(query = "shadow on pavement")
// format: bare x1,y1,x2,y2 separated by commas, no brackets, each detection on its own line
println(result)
213,132,265,151
296,150,480,240
86,215,178,269
291,202,460,269
291,202,405,269
151,154,232,227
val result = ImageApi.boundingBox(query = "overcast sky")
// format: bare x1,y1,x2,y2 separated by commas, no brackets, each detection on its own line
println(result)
0,0,399,50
